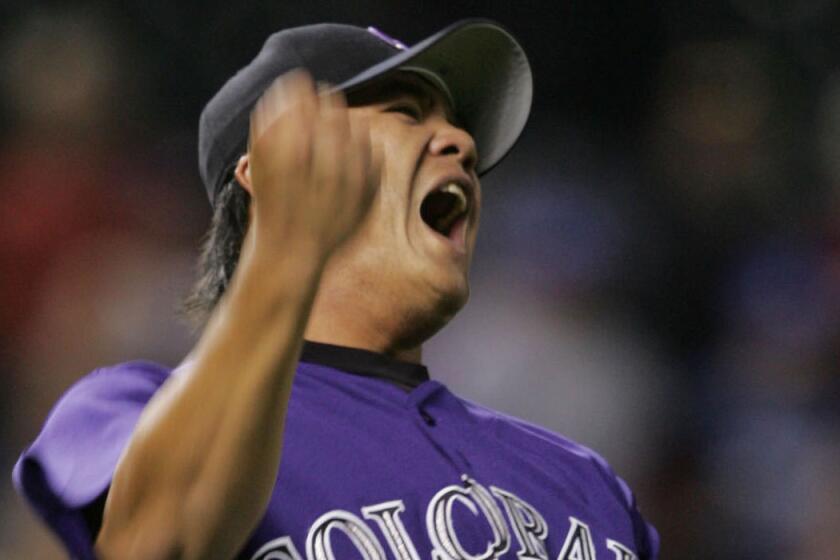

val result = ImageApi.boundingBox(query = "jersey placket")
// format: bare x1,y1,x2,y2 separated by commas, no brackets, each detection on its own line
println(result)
406,380,475,477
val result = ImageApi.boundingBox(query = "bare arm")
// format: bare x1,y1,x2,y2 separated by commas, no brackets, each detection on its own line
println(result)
95,72,379,560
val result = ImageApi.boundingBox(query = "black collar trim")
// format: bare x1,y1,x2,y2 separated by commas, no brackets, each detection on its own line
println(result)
300,340,430,388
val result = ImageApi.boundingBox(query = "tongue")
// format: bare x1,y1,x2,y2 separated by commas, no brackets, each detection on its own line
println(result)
450,215,467,246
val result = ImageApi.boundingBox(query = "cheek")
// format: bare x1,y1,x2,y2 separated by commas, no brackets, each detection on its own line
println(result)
350,181,403,249
369,119,424,173
368,125,423,224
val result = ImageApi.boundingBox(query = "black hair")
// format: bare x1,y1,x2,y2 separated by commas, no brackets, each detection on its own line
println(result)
181,177,251,329
180,81,391,329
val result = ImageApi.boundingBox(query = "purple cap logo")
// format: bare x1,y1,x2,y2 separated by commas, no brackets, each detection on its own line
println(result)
367,26,407,50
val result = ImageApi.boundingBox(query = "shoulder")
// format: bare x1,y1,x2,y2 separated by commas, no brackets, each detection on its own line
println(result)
37,360,172,431
15,360,173,506
458,397,660,557
12,360,176,558
460,397,607,461
34,360,172,442
66,360,172,395
459,397,639,509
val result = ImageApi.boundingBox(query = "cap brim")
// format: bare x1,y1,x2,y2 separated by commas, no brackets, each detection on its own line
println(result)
336,19,533,176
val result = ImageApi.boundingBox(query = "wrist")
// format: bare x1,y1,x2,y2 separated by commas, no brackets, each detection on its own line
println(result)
237,241,325,300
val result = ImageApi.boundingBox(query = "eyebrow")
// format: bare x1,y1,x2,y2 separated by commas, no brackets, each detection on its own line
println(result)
349,75,460,126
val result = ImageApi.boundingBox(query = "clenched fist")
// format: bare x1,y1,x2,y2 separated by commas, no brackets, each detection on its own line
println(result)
239,70,381,261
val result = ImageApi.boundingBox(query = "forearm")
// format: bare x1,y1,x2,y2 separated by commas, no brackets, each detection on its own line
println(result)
95,67,377,559
97,243,324,560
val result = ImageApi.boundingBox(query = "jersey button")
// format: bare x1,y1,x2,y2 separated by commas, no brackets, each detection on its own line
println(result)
420,409,436,426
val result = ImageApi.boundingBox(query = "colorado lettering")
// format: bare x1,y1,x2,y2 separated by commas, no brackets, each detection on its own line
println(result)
251,480,637,560
426,476,510,560
490,486,549,560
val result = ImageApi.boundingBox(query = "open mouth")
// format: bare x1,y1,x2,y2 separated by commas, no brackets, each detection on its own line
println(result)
420,182,469,239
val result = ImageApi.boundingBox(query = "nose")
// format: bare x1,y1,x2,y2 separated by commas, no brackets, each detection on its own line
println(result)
428,121,478,173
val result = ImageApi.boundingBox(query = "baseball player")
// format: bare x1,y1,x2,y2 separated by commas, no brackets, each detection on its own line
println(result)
13,20,659,560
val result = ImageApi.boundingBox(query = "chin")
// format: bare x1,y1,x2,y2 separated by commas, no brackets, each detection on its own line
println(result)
438,278,470,316
397,280,469,348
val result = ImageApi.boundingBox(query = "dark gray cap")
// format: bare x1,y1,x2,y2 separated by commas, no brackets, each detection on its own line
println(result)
198,19,533,205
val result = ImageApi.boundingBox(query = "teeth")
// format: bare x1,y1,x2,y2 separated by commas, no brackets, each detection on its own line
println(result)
432,182,469,234
440,182,468,214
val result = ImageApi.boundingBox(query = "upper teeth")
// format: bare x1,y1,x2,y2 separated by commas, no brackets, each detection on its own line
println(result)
440,182,468,213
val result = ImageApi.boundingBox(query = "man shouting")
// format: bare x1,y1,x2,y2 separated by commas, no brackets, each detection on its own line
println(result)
14,20,659,560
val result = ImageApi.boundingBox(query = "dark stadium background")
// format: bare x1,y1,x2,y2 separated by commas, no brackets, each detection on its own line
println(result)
2,1,839,557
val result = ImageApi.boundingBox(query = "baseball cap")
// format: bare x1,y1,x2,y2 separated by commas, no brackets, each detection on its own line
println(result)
198,18,533,206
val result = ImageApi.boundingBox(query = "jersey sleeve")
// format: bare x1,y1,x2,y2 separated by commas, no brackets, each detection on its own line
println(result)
590,453,661,560
12,361,170,559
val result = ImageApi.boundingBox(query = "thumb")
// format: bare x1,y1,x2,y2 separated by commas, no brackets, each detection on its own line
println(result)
366,139,383,201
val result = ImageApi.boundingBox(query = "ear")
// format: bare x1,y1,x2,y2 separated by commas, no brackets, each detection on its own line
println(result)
234,154,254,195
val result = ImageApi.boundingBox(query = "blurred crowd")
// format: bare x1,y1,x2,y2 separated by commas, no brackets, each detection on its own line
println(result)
1,1,838,558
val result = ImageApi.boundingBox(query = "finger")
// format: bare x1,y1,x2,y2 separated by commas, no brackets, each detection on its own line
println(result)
251,75,287,146
366,137,383,206
281,69,318,117
355,114,382,195
312,87,350,183
273,71,318,175
311,124,343,187
251,70,318,149
317,81,345,107
322,90,350,138
317,86,349,138
347,115,379,210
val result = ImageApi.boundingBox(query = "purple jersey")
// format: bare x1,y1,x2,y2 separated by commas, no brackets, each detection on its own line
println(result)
13,342,659,559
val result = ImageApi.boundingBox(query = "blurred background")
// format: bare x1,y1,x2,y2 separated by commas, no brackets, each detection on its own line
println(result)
1,0,838,557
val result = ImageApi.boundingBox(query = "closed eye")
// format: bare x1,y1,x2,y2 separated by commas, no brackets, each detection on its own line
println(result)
386,102,422,121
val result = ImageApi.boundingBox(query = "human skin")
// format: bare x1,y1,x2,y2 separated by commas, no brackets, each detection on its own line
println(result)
95,70,480,559
241,71,481,363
